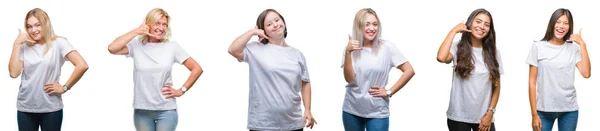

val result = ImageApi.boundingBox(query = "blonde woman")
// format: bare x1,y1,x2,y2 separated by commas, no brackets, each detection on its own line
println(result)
8,8,89,131
107,8,203,131
341,8,415,131
228,9,316,131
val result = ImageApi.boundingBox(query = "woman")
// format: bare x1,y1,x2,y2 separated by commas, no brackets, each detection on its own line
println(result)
436,8,502,131
8,8,89,131
527,8,591,131
107,8,203,131
341,8,415,131
227,9,316,131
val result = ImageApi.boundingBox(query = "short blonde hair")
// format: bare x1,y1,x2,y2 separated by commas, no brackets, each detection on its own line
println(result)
24,8,59,55
352,8,382,47
141,8,171,43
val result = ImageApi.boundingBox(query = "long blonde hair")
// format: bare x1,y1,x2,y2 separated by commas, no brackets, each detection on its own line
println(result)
352,8,383,57
24,8,59,55
140,8,171,44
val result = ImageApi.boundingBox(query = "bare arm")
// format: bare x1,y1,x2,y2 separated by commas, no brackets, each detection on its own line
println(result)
343,51,356,83
63,51,89,89
488,78,501,112
9,43,24,78
228,27,266,61
387,62,415,96
528,65,538,116
301,81,312,111
180,58,203,91
437,22,470,63
108,22,154,55
576,43,591,78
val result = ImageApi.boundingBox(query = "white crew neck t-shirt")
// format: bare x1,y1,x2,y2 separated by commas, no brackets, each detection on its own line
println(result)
526,41,582,112
340,40,408,118
446,42,504,124
241,41,310,130
18,38,75,113
126,39,190,110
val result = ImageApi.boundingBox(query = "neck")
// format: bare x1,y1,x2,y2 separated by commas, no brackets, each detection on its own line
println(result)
363,39,373,47
470,37,483,48
548,37,565,45
269,38,287,46
36,39,46,44
149,38,160,43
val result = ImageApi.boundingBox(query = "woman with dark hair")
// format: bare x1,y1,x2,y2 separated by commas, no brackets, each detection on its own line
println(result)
227,9,316,131
436,8,503,131
527,8,591,131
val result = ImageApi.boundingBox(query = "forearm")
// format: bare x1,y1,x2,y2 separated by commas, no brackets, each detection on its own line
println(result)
436,31,456,63
579,43,591,77
182,66,203,90
529,83,538,116
343,52,355,83
488,82,500,110
9,43,22,78
228,31,254,56
389,68,414,96
301,82,312,111
108,31,137,53
64,63,89,89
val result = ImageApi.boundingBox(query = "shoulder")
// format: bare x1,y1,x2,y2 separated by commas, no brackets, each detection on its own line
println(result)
53,37,69,45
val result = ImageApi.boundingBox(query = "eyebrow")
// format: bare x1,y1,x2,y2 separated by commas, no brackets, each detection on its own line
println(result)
475,18,490,24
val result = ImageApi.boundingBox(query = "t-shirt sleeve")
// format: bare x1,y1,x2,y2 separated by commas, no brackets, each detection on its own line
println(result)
388,43,408,68
299,51,310,82
525,43,538,66
575,44,582,63
241,41,259,63
173,42,191,65
19,44,24,60
450,42,458,65
125,39,139,58
340,47,348,68
56,38,75,61
497,49,504,75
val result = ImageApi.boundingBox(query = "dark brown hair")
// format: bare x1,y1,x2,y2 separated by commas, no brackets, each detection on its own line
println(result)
541,8,573,42
256,9,287,44
455,8,500,87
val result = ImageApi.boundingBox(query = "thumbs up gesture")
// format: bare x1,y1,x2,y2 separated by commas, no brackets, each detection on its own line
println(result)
15,29,35,45
346,34,362,53
568,28,585,45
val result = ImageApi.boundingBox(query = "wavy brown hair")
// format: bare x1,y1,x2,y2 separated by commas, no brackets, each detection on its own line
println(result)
454,8,500,87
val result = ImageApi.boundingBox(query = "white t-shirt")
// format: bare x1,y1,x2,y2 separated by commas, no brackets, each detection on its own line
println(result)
446,42,504,124
242,41,310,130
18,38,75,113
126,39,190,110
340,40,408,118
526,41,581,112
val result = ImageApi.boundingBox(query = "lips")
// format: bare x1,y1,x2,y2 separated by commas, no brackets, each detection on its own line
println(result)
154,29,163,36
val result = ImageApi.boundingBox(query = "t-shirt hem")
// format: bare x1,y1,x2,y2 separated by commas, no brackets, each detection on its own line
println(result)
247,126,304,131
447,115,481,124
17,107,63,113
343,109,390,118
537,108,579,112
133,105,177,111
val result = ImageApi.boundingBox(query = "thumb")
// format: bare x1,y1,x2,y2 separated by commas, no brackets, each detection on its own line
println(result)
18,29,22,33
579,28,582,34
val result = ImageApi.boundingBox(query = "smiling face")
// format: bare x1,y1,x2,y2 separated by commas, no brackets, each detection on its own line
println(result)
469,13,491,40
553,15,570,40
263,11,286,39
149,16,168,41
26,16,44,41
362,13,379,41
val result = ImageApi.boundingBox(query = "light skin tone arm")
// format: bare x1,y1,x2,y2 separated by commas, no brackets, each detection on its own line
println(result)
162,58,203,98
570,29,591,78
343,35,361,83
529,65,542,131
368,62,415,97
301,81,316,129
8,29,35,78
479,78,500,131
108,22,156,55
228,26,268,61
437,22,471,64
44,50,89,95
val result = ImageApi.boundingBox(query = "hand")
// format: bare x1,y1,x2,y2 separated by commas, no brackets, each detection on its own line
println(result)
568,28,585,45
532,115,542,131
135,21,158,39
368,86,387,97
303,110,317,129
15,29,35,45
452,21,471,34
478,111,493,131
162,84,183,98
251,26,269,42
345,34,362,53
44,82,65,95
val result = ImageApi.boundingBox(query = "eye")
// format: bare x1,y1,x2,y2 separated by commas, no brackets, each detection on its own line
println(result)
163,23,168,27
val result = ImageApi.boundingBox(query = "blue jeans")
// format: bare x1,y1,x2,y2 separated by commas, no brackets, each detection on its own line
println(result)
134,109,178,131
17,109,63,131
342,111,389,131
538,111,578,131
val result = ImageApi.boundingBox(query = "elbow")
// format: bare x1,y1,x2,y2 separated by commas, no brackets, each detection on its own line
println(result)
583,73,591,79
77,63,89,73
436,56,449,64
107,47,118,54
9,73,19,79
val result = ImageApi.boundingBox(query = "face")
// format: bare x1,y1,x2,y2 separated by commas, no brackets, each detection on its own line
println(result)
362,14,379,41
149,16,168,40
553,15,569,40
263,12,285,38
26,17,43,41
470,14,491,40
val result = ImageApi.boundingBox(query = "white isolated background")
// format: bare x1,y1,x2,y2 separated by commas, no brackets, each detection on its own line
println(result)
0,0,598,130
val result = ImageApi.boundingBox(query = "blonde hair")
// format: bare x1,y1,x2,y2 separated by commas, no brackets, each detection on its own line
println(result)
24,8,59,55
140,8,171,44
352,8,383,57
